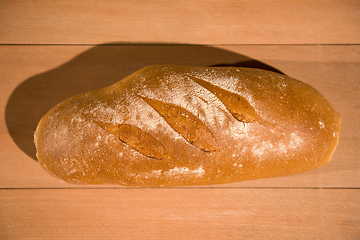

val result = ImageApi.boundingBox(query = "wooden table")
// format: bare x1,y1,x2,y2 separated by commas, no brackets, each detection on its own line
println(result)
1,1,359,239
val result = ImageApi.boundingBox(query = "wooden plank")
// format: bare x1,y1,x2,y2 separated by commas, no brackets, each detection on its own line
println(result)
1,188,359,239
1,44,359,189
0,0,359,45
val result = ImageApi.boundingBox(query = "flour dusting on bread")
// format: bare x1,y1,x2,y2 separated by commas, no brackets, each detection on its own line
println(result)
34,65,341,186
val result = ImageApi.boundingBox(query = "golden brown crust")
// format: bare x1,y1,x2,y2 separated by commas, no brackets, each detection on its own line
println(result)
34,65,341,187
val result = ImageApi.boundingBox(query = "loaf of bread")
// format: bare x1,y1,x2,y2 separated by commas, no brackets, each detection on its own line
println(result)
34,65,341,187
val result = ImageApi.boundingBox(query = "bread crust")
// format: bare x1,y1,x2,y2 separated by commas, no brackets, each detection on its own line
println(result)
34,65,341,186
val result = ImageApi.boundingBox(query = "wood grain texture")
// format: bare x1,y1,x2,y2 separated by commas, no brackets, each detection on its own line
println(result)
1,0,359,239
1,188,359,240
0,0,359,44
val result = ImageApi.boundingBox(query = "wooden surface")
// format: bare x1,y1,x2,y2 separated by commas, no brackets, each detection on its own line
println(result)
1,1,359,239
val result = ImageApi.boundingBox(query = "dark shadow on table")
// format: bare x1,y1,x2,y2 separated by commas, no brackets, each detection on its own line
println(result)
5,43,283,161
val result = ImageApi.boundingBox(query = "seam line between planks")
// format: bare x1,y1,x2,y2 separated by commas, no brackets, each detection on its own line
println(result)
0,43,359,47
0,187,359,190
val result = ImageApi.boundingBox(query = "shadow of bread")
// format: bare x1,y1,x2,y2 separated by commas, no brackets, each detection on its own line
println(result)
5,43,283,161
